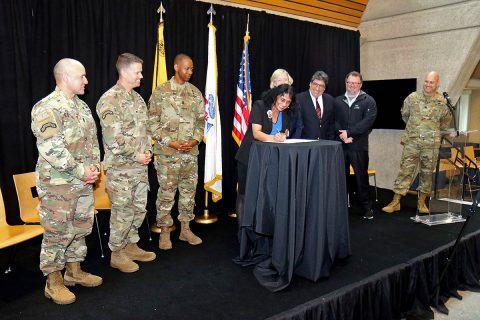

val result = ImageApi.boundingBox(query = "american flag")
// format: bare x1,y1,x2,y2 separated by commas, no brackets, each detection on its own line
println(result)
232,32,252,146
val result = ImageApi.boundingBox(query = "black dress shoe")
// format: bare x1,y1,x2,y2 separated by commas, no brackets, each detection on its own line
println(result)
363,209,374,220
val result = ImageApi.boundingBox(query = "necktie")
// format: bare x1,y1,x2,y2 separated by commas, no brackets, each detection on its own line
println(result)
315,99,322,120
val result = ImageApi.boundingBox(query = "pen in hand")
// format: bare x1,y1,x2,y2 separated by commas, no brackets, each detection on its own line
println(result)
273,129,287,142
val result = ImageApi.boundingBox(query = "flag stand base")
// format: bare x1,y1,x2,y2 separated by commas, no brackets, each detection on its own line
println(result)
150,225,176,233
197,191,218,224
195,210,218,224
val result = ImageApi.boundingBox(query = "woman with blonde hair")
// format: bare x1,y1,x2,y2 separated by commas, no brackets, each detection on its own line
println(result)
269,68,293,88
268,69,302,138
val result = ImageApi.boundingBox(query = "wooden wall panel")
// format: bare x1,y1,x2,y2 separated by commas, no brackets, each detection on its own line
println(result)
222,0,368,28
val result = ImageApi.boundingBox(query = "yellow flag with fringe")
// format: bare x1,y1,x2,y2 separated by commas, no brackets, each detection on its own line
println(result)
152,21,167,93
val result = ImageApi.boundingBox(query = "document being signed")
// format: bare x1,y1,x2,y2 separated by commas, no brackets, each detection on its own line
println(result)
265,139,317,143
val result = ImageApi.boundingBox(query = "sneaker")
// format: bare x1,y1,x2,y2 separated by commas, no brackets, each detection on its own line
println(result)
363,209,374,220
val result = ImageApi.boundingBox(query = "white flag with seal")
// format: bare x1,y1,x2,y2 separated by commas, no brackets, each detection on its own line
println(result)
204,21,222,202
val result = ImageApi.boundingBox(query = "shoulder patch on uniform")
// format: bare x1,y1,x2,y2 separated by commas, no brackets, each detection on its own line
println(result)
40,122,57,132
34,109,58,139
35,111,51,122
99,104,115,125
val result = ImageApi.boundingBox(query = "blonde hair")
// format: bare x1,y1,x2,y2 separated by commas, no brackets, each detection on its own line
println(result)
269,69,293,88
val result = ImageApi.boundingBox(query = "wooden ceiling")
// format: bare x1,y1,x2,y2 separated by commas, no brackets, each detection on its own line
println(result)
221,0,369,28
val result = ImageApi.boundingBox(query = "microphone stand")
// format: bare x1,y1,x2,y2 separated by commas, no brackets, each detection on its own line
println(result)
430,170,480,312
429,93,480,311
433,96,458,199
445,97,458,137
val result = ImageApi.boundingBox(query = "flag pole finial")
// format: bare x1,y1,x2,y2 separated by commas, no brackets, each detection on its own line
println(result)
157,2,166,22
246,14,250,35
207,4,216,23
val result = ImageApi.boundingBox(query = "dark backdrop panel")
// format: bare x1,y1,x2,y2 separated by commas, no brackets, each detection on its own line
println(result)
0,0,359,223
362,78,417,129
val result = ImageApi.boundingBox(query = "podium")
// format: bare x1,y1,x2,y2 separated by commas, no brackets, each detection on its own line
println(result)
411,130,480,226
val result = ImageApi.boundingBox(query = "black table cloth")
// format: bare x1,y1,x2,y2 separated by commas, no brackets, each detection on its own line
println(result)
236,140,351,292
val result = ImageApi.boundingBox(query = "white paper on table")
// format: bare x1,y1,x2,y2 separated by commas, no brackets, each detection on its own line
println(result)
283,139,317,143
263,139,317,143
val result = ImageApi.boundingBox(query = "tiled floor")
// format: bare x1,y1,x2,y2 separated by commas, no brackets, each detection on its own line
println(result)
433,291,480,319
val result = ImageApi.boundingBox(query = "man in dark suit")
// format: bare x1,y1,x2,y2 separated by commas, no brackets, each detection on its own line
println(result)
293,71,335,140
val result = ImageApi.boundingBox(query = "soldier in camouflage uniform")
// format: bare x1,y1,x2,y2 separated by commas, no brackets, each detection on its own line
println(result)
148,53,203,250
383,71,452,214
96,53,156,273
31,58,102,305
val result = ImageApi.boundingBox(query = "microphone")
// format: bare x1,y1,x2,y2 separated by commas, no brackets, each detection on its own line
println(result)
443,92,455,110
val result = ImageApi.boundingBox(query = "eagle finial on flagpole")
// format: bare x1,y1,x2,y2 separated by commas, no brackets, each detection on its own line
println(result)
207,4,216,23
157,2,166,22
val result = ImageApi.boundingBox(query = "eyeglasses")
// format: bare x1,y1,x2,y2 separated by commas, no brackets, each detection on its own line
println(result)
310,82,325,88
346,81,361,85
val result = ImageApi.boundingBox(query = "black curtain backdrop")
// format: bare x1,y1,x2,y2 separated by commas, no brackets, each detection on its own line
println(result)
0,0,360,223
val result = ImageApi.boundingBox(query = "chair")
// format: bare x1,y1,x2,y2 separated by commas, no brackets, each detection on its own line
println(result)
450,146,477,168
92,167,111,258
448,147,480,197
14,171,106,258
93,165,152,248
461,146,480,194
12,172,40,224
149,140,164,234
464,146,477,168
93,167,111,211
0,187,44,273
349,165,378,202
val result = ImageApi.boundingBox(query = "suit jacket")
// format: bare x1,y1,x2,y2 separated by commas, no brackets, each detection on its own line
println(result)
296,90,335,140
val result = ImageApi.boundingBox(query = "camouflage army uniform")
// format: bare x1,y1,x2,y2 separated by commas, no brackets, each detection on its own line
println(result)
31,87,100,276
392,91,452,195
96,83,151,252
148,77,204,226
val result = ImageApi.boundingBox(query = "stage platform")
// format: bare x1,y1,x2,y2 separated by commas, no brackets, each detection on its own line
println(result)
1,188,480,320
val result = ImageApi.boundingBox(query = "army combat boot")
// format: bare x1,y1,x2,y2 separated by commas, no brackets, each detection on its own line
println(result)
382,193,402,213
123,243,156,262
418,193,430,214
45,270,76,305
64,262,103,287
179,221,202,245
159,226,172,250
111,249,139,273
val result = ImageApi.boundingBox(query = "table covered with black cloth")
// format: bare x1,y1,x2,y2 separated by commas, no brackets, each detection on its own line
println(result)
235,140,351,292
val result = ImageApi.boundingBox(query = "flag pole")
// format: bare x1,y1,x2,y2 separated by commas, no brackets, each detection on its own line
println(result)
158,2,165,22
196,4,219,225
229,15,251,219
195,191,218,224
151,2,176,233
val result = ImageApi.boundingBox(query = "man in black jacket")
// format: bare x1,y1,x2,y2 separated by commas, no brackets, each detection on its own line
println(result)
294,71,335,140
334,71,377,219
